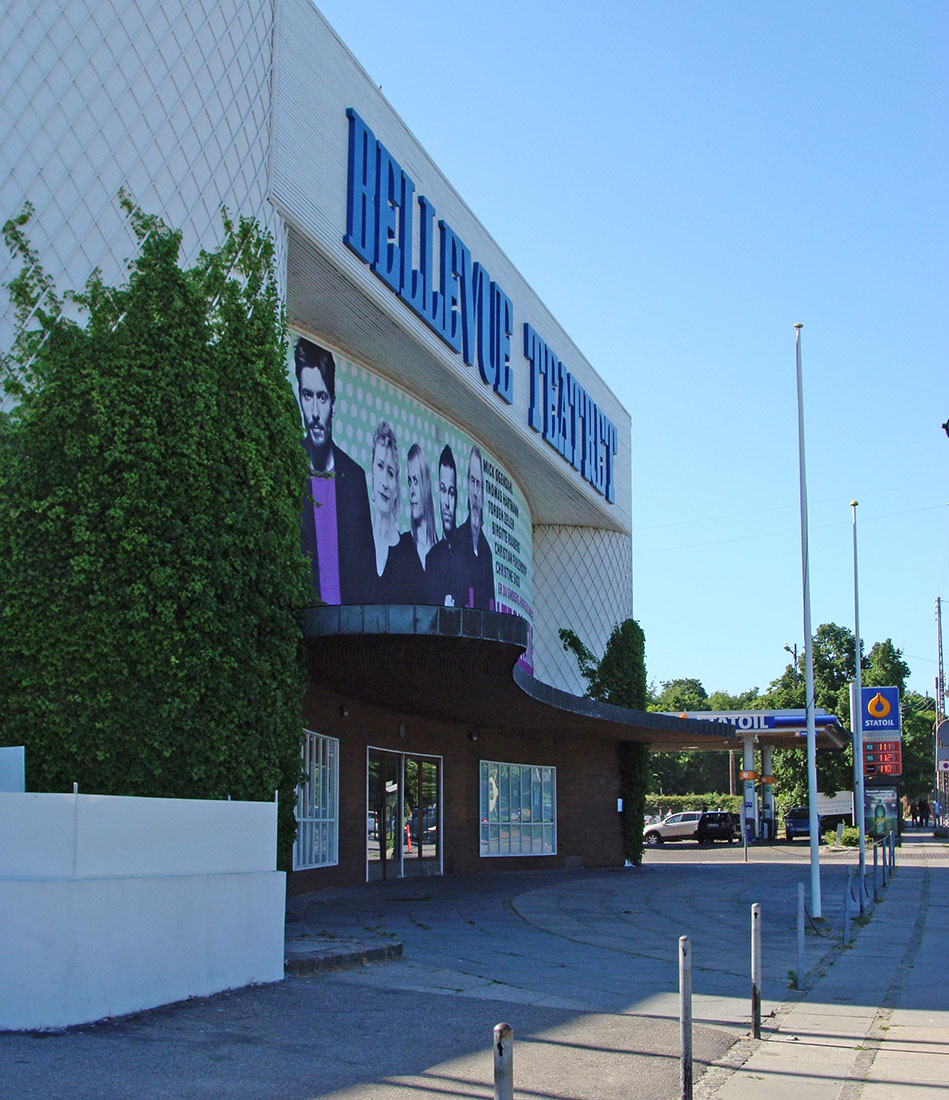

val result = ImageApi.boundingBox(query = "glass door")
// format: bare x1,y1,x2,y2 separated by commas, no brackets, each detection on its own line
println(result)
367,749,402,881
367,750,442,881
403,755,440,877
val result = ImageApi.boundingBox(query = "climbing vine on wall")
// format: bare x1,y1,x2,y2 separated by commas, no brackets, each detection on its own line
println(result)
0,199,310,866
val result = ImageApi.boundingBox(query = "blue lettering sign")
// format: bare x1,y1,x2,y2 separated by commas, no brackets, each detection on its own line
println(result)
344,108,376,263
343,108,616,502
520,322,617,500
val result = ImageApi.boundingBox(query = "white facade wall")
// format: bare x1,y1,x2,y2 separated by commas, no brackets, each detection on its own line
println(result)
0,0,284,389
272,0,634,689
1,0,635,694
0,793,285,1031
271,0,631,533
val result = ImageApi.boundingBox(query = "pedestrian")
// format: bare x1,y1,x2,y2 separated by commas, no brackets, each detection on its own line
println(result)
911,800,919,827
902,794,912,823
919,797,930,827
933,798,942,826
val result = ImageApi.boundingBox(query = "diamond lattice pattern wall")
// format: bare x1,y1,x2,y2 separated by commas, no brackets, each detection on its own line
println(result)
1,0,282,394
532,526,633,696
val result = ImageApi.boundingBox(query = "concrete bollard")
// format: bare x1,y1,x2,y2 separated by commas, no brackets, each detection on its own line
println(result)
493,1022,513,1100
680,936,693,1100
751,903,762,1039
796,882,805,989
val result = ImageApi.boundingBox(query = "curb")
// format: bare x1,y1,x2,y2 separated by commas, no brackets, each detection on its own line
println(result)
285,942,403,975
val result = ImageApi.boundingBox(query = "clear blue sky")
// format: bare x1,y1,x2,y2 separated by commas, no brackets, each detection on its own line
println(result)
315,0,949,700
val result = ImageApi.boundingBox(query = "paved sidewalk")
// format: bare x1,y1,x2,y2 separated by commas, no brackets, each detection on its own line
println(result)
702,833,949,1100
1,832,946,1099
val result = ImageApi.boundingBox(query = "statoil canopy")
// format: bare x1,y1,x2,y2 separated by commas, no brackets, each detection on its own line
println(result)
664,709,845,740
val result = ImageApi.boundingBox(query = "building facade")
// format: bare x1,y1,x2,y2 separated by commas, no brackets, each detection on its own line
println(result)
3,0,727,889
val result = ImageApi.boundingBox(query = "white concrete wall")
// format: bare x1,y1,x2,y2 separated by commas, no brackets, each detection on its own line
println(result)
0,747,25,792
0,793,285,1031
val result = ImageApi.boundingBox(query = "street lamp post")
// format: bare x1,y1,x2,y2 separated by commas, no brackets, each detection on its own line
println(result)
851,501,867,909
794,324,822,918
784,643,799,684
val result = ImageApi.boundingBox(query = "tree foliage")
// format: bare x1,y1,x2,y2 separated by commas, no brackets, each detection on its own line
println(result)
560,619,647,709
900,692,936,798
561,619,650,864
0,201,310,866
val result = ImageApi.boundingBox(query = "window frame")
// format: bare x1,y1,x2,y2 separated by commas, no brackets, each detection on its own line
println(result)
293,729,340,870
479,759,557,858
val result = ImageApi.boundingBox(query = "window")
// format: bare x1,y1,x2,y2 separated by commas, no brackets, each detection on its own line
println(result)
294,731,339,869
479,760,556,856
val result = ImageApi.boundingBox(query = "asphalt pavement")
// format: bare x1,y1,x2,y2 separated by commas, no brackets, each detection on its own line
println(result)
1,830,946,1099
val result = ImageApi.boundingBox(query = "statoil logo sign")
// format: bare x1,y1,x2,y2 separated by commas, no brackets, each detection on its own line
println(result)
859,686,901,735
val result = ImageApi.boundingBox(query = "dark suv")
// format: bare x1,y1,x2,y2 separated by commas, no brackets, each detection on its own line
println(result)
696,811,736,844
784,806,821,841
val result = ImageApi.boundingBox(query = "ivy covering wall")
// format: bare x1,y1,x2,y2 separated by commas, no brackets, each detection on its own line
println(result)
561,619,650,865
0,202,310,866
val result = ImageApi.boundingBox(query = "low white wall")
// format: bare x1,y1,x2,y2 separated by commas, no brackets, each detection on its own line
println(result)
0,747,25,792
0,792,279,878
0,793,285,1031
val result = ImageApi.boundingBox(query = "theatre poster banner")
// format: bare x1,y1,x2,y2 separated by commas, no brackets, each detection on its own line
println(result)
287,330,534,670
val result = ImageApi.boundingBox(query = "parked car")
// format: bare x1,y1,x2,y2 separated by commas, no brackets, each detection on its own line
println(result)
644,810,738,845
696,810,737,844
784,806,822,841
644,811,702,845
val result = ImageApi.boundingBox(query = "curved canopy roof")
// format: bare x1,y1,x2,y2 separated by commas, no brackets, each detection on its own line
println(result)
303,606,843,751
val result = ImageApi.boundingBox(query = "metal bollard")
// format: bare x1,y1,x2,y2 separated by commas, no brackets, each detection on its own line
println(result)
881,840,887,887
843,867,852,943
796,883,805,989
858,852,865,917
751,903,762,1039
680,936,693,1100
872,844,879,903
493,1023,513,1100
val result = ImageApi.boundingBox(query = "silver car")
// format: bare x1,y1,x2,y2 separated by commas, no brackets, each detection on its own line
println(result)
644,811,702,845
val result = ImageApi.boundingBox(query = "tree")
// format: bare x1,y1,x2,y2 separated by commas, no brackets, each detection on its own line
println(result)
866,639,910,693
560,619,647,709
646,682,758,795
650,677,709,713
561,620,649,864
0,201,310,865
900,692,936,799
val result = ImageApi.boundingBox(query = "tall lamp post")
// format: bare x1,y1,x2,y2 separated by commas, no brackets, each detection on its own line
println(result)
794,324,822,917
850,501,867,909
784,643,799,684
